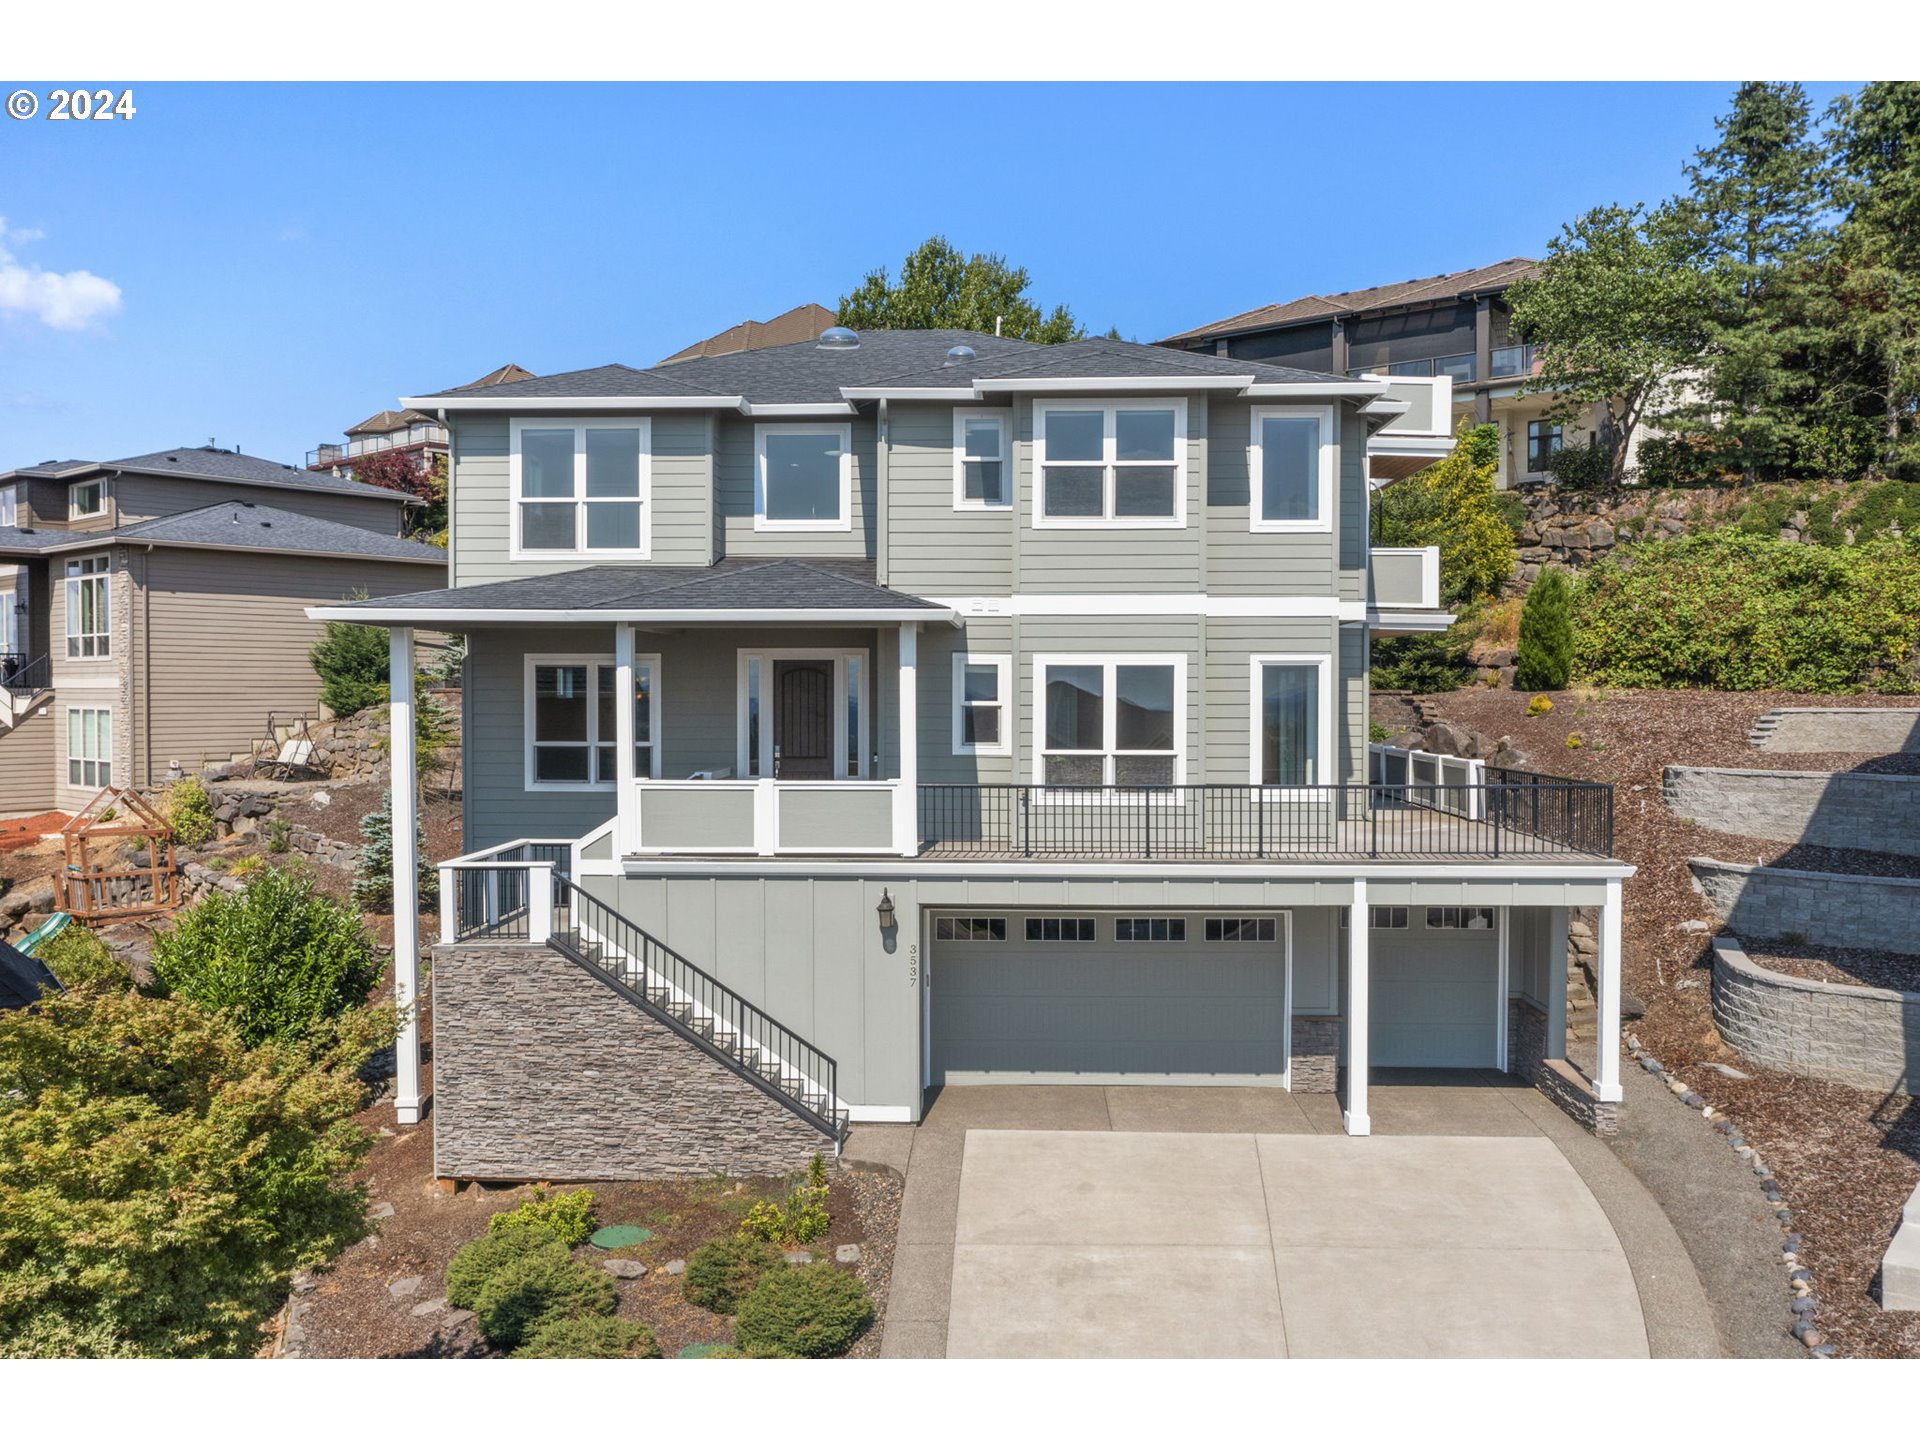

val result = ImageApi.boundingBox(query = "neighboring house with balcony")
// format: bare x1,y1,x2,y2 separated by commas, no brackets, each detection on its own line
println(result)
0,447,446,816
307,364,534,476
1162,259,1643,489
314,326,1632,1181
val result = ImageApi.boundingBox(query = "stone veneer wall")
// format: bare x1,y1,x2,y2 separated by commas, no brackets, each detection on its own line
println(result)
1689,858,1920,958
1290,1017,1338,1093
1665,766,1920,857
433,942,833,1181
1506,996,1617,1135
1711,938,1919,1096
1751,708,1920,755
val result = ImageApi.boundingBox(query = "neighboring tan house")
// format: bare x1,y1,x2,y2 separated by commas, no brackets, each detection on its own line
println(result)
658,303,835,365
316,326,1631,1180
1162,260,1641,489
307,364,535,476
0,447,445,817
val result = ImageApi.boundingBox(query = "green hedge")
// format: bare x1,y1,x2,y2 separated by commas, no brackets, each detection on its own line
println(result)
1573,533,1920,693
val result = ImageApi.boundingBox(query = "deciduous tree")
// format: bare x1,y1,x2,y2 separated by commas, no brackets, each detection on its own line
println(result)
837,236,1083,342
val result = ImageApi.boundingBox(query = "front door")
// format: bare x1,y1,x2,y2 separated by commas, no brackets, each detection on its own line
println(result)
774,660,834,778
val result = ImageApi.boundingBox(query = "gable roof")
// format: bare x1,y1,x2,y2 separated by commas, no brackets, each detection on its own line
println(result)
1160,258,1543,345
0,501,448,565
347,409,440,437
660,303,836,365
0,446,417,504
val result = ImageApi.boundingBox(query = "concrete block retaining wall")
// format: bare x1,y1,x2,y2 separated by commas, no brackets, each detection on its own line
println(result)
1688,858,1920,958
1751,707,1920,754
432,941,832,1181
1710,937,1919,1096
1664,766,1920,857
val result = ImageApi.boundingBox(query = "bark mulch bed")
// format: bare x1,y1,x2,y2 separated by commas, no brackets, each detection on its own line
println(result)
1396,686,1920,1359
1745,943,1920,994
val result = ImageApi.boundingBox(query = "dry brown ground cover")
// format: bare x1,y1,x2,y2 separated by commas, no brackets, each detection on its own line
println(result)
1398,686,1920,1358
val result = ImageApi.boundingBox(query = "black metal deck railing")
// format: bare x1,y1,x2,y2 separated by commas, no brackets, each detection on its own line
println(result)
918,779,1612,860
443,841,574,942
1,653,51,694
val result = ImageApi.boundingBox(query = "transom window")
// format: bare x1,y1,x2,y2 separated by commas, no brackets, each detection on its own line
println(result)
1251,655,1331,788
1116,917,1187,942
68,479,106,519
1035,399,1186,526
1249,405,1335,532
951,653,1010,756
1038,655,1183,787
67,707,111,788
1340,906,1410,930
525,655,660,789
952,410,1009,508
1206,916,1277,943
1526,420,1563,473
65,555,110,659
1025,917,1096,942
1426,906,1496,931
512,418,652,557
755,423,852,531
935,917,1007,942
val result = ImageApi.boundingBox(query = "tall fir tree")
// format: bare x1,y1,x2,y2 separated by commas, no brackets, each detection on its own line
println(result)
837,236,1084,342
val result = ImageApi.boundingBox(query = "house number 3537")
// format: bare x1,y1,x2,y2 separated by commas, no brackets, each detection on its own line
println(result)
907,943,919,987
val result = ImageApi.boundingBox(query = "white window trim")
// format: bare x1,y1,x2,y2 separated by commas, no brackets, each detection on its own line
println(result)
523,652,663,792
753,422,854,533
68,478,107,520
1032,651,1187,788
1248,403,1337,534
1033,398,1188,529
508,416,654,561
0,483,17,528
735,647,870,780
1248,652,1335,794
950,652,1012,757
64,554,111,661
951,408,1012,510
66,704,113,789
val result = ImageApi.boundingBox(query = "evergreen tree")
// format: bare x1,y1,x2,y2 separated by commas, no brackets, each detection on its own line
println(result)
352,791,437,912
1515,568,1575,692
309,612,389,718
837,236,1084,342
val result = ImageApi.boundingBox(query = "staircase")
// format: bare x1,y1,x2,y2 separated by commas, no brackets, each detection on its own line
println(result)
0,654,52,731
547,880,849,1145
1746,709,1784,749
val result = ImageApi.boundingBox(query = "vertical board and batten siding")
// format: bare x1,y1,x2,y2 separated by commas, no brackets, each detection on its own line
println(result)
109,475,406,535
0,704,56,815
712,413,876,560
884,402,1013,595
447,414,716,587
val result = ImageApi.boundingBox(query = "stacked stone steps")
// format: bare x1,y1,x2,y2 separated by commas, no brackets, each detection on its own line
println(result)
1747,711,1784,748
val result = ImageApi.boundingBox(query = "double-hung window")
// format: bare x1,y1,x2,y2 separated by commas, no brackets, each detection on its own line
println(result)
1526,420,1562,473
512,418,651,558
526,655,661,789
951,653,1010,756
1249,405,1335,532
65,555,110,659
952,410,1010,508
68,479,106,520
1250,654,1332,788
1035,400,1185,526
1037,654,1183,787
0,484,16,527
68,707,111,788
754,423,852,531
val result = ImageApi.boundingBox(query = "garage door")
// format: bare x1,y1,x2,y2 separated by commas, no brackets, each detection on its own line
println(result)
1369,908,1499,1067
929,912,1288,1084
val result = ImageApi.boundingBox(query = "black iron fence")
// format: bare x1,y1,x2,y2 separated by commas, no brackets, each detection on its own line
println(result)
1,653,50,694
443,842,574,942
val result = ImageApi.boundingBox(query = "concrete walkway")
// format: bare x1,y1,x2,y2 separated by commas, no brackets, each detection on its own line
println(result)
853,1073,1721,1359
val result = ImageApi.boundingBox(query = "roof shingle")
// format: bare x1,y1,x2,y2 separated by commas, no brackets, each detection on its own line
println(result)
1160,258,1543,344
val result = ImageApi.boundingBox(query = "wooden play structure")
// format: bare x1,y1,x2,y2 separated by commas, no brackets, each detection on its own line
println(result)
53,787,181,924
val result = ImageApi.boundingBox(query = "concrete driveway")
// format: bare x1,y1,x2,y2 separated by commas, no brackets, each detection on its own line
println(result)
859,1075,1713,1359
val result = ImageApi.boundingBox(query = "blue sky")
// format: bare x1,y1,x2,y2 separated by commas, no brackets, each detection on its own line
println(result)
0,81,1857,469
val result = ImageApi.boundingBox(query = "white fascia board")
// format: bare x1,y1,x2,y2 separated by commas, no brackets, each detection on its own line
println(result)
740,401,858,416
840,386,978,401
621,857,1638,882
1368,436,1455,456
1244,381,1389,398
931,594,1367,620
304,605,956,625
1366,610,1457,633
977,375,1257,393
398,395,743,412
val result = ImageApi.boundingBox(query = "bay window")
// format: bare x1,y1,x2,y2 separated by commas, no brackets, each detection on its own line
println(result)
65,554,110,659
1250,655,1332,789
1037,654,1183,787
511,418,651,557
755,423,852,531
526,654,660,789
952,410,1010,508
1249,405,1335,532
1035,400,1185,526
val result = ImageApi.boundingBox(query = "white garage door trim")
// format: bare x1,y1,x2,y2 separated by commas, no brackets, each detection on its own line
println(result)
1367,908,1505,1069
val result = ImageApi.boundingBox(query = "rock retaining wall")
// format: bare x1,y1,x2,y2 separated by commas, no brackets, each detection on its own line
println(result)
1710,937,1919,1096
1664,766,1920,857
1688,858,1920,957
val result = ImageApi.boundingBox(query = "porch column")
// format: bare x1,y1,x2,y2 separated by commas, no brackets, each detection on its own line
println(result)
614,622,637,853
1545,906,1570,1062
1595,878,1624,1102
1494,906,1511,1073
895,622,919,856
388,627,422,1125
1344,877,1370,1136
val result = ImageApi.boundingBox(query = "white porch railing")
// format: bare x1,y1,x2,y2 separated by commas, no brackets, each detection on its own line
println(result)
628,778,909,858
1368,546,1442,611
1369,742,1485,820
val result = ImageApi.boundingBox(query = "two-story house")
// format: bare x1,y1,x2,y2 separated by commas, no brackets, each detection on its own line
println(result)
0,447,445,817
314,328,1631,1181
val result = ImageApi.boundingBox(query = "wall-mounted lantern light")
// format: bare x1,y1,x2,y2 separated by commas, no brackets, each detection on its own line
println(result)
876,888,896,933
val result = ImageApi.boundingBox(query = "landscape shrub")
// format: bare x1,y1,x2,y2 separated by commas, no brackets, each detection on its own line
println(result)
488,1186,597,1248
732,1264,873,1359
227,856,265,879
1572,533,1920,693
681,1233,781,1315
1515,568,1575,691
470,1244,616,1351
1369,633,1469,692
1544,441,1614,490
0,990,388,1356
265,819,292,854
36,926,130,992
1526,694,1555,717
164,776,216,848
513,1313,659,1359
352,791,439,911
445,1226,568,1312
308,614,390,719
738,1154,831,1248
150,864,380,1046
